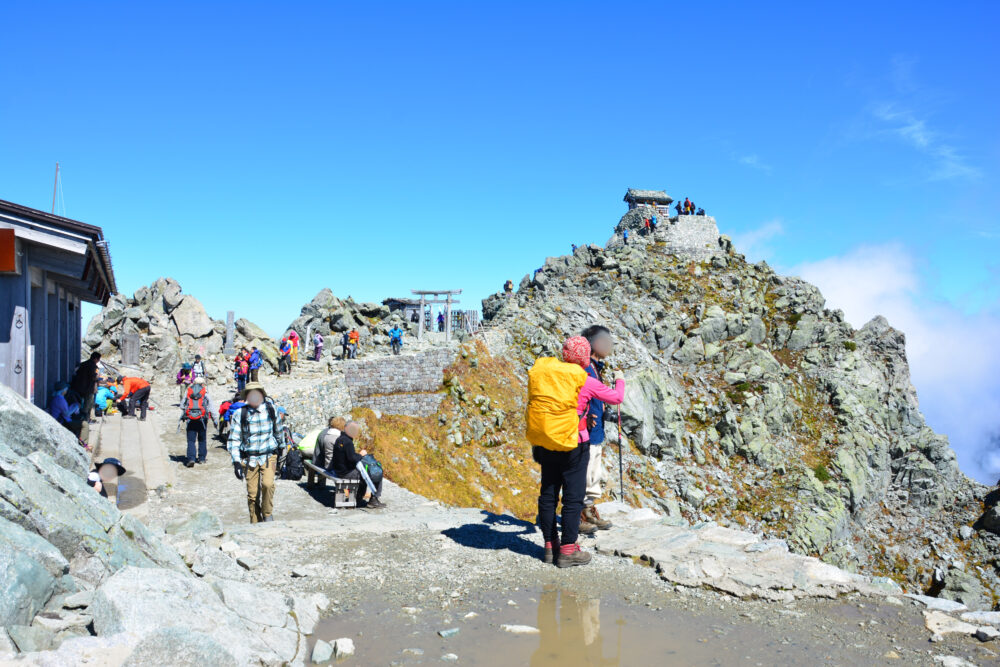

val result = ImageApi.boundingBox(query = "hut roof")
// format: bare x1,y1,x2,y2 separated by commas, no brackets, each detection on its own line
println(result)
624,188,673,204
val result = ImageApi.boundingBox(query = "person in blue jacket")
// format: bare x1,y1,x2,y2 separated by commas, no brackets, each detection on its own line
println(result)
388,325,404,355
248,346,262,382
579,325,616,531
94,383,120,417
48,381,87,443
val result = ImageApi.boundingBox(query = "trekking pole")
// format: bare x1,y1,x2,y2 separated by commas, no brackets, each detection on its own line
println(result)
617,405,624,502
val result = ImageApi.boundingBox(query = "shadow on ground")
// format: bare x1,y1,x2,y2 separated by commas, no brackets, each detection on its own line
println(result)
442,510,540,558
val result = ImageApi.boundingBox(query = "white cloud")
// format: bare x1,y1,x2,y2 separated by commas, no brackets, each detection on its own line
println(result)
736,154,772,173
870,102,980,181
790,244,1000,484
732,219,784,263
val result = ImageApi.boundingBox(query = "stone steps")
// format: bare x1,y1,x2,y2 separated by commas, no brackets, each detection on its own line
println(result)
91,412,173,518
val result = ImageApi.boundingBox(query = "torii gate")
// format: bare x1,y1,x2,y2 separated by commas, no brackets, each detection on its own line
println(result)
412,289,461,341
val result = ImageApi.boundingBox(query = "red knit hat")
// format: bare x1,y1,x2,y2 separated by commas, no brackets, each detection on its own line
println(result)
562,336,591,368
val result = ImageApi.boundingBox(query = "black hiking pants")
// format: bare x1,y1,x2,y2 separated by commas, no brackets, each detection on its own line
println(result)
536,444,590,547
128,386,150,419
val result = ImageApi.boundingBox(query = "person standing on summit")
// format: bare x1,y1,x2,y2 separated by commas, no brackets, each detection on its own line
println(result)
287,329,300,364
527,336,624,568
579,325,617,532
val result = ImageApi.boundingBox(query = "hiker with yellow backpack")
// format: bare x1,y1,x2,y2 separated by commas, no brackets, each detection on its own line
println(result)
526,336,624,568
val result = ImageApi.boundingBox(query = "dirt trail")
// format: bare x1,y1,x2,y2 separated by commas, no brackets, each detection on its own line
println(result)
144,416,996,666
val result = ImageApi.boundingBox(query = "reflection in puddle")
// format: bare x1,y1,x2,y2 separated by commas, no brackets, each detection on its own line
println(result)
530,588,619,665
313,586,892,666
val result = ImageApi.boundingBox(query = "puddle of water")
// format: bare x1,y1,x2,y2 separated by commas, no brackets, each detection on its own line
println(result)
312,587,875,666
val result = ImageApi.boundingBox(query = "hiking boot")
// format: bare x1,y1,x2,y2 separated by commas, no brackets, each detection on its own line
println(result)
583,505,612,530
366,497,387,510
543,539,561,564
578,519,597,535
555,544,592,568
184,460,194,468
263,516,274,522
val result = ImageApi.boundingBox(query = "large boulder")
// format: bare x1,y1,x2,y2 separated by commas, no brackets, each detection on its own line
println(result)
0,517,69,626
90,566,300,664
170,295,215,339
0,385,88,475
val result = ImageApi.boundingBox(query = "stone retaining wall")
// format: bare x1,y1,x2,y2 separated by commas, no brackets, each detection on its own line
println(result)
274,349,457,426
660,215,721,260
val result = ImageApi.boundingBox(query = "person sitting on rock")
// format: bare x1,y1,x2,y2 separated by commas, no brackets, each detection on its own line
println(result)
119,375,152,421
48,381,88,445
697,207,705,216
329,421,385,509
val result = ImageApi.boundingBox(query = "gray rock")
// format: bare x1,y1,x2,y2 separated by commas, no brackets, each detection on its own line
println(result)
978,505,1000,536
975,626,1000,642
0,516,68,626
123,628,239,667
62,590,95,610
939,568,991,610
190,545,245,580
90,566,286,664
333,637,355,658
7,624,53,653
0,384,88,474
311,639,334,663
170,294,215,338
958,525,974,540
165,510,224,539
31,610,91,633
904,594,968,613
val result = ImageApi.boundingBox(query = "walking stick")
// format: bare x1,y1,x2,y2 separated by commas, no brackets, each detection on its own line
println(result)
617,405,624,502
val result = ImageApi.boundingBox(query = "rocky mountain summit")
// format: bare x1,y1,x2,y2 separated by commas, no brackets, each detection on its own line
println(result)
481,212,1000,608
82,277,278,383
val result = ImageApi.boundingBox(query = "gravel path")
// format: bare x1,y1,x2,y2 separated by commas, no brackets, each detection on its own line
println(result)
143,418,996,666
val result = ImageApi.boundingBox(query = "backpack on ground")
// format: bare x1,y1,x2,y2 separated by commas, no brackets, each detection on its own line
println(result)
281,447,305,480
525,357,588,452
185,388,206,421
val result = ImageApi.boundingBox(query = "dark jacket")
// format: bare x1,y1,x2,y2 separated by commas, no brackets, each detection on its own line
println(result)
71,359,99,396
584,359,607,445
330,432,363,478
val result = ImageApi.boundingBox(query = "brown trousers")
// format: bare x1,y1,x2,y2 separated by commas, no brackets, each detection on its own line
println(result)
243,455,277,523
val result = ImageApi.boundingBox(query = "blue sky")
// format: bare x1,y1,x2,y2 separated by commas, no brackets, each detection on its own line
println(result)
2,2,998,480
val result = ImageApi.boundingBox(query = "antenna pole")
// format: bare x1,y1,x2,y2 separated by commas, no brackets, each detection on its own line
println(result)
51,162,60,214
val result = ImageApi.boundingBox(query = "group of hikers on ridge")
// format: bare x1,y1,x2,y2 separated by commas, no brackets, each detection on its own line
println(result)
48,351,158,450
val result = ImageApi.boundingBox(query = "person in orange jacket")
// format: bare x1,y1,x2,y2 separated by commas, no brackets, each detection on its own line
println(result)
119,375,152,421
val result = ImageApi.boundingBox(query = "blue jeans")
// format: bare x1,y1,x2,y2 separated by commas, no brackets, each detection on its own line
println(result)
236,375,246,393
536,444,590,546
186,419,208,463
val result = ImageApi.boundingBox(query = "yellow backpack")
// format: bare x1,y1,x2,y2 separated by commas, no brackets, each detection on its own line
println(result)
525,357,588,452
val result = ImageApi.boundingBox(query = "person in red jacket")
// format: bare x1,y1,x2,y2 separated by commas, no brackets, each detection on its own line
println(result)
119,375,152,420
